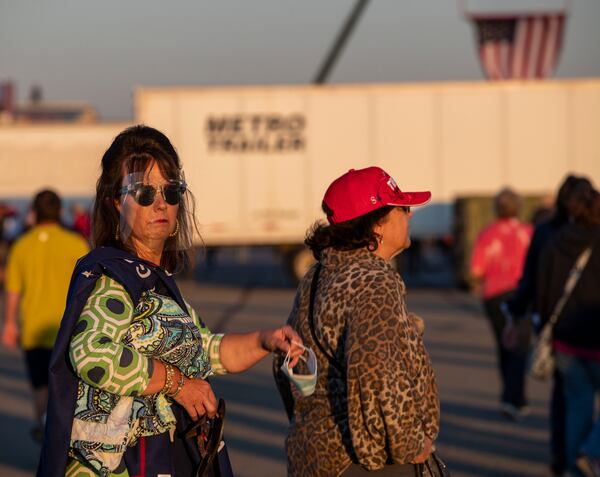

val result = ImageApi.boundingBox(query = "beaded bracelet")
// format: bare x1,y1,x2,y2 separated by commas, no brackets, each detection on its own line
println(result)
170,370,186,398
162,363,175,395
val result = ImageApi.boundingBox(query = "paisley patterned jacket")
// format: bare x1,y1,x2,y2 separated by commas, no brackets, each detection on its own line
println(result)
67,276,225,475
38,247,217,477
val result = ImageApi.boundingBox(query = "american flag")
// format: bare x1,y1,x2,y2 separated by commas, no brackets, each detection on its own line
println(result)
472,12,566,80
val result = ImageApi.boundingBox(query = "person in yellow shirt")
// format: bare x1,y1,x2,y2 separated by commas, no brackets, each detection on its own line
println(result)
1,189,89,440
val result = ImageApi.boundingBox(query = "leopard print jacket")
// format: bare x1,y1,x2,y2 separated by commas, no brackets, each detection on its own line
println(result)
277,247,440,477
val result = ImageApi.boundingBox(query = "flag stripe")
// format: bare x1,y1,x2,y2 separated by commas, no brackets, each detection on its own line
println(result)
511,18,527,78
481,43,501,79
555,15,566,71
541,15,562,77
499,41,510,79
521,17,535,79
539,16,553,77
535,17,550,78
527,17,543,78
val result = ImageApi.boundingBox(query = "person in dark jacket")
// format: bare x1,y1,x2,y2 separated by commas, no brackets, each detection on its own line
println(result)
505,176,592,319
503,175,592,476
536,183,600,477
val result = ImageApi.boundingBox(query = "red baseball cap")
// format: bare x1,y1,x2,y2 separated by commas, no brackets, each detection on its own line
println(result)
323,166,431,224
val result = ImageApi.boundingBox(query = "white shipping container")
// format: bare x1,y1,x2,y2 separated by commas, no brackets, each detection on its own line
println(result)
135,79,600,246
0,123,130,199
0,80,598,261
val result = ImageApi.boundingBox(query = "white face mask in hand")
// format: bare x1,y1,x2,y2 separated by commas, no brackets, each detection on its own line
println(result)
280,341,318,397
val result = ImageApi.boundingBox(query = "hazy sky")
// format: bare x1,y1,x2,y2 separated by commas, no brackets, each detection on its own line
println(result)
1,0,599,120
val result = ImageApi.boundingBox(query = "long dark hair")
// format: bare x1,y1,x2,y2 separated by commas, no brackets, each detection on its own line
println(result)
305,204,394,260
553,175,593,226
568,182,600,227
92,125,199,272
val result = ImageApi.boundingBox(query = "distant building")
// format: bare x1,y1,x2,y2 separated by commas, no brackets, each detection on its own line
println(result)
0,82,15,123
0,81,97,124
13,101,97,124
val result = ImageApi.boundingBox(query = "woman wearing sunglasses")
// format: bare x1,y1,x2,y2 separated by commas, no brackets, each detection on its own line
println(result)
274,167,441,477
38,125,304,477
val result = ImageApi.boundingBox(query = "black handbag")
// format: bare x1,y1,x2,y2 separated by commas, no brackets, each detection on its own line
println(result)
422,452,450,477
183,399,231,477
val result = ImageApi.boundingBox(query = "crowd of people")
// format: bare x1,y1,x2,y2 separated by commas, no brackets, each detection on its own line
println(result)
470,178,600,477
0,123,597,477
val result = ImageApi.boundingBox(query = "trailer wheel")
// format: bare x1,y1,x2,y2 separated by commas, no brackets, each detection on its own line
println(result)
285,247,315,283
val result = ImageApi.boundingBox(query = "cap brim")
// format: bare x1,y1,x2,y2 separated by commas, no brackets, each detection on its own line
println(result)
387,191,432,207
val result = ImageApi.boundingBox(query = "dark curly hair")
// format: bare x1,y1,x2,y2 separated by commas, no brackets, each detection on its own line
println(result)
92,125,200,272
305,204,394,260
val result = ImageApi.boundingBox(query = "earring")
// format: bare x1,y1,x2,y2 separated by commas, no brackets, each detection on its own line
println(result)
379,235,384,245
115,223,120,241
169,219,179,237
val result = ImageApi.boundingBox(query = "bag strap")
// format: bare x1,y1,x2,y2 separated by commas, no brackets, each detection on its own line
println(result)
307,264,344,373
548,246,593,327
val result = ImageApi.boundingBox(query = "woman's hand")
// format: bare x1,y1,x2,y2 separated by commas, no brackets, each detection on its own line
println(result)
412,436,433,464
219,327,305,373
258,325,304,367
172,377,218,420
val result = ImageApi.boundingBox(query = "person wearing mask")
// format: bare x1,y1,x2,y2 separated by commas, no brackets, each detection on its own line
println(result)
2,190,89,441
470,188,533,419
275,167,440,477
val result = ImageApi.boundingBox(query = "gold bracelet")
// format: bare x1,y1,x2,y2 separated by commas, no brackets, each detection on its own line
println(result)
170,370,186,397
162,363,175,395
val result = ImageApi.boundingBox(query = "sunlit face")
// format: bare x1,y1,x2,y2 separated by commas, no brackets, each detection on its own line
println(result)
375,206,412,260
115,162,179,253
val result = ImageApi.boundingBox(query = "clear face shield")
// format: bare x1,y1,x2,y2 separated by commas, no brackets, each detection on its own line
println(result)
117,171,195,264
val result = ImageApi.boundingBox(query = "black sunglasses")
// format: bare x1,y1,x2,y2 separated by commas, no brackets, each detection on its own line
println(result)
119,180,186,207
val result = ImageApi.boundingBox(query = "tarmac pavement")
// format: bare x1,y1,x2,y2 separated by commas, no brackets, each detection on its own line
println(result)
0,259,553,477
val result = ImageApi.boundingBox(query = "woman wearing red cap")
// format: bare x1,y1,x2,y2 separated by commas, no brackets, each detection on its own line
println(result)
275,167,441,476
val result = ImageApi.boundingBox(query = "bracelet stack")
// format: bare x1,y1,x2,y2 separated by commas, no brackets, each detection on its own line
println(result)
171,371,186,398
162,363,175,395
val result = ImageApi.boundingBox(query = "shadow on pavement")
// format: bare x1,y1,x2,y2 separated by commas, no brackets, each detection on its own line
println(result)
0,412,40,472
0,251,552,477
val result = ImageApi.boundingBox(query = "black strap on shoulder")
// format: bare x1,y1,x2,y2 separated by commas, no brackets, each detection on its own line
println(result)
307,264,344,373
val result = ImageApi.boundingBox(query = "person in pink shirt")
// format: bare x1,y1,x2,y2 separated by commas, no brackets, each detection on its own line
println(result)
470,188,533,419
